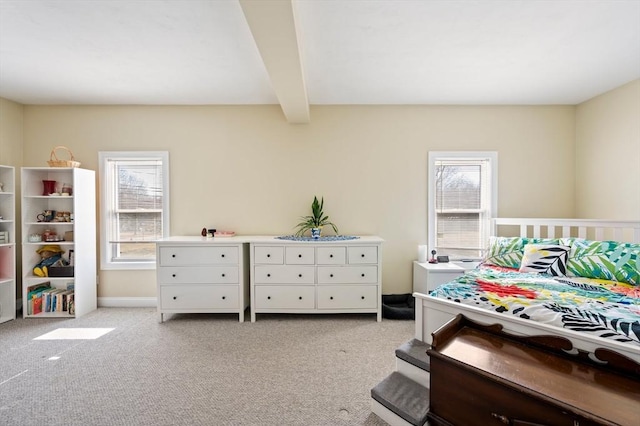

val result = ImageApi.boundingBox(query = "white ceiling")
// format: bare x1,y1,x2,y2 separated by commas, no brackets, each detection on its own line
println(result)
1,0,639,122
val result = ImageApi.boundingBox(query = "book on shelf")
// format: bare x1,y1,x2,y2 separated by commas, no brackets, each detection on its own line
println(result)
60,290,74,312
26,282,51,315
41,288,57,313
25,282,76,315
32,296,43,315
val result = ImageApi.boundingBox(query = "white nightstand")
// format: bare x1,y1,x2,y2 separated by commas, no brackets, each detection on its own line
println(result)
413,261,478,294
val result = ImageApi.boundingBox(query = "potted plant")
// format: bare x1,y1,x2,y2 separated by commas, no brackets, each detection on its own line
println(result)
295,196,339,239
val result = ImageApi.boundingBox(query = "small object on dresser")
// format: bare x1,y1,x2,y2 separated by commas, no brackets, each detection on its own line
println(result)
214,230,235,237
0,231,8,244
201,227,207,237
208,229,217,237
437,255,449,263
429,250,438,264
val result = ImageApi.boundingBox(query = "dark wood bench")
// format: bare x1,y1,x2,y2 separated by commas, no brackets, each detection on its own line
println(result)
427,314,640,426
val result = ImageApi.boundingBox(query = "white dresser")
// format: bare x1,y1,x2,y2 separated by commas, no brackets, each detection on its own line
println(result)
156,236,249,322
249,236,384,322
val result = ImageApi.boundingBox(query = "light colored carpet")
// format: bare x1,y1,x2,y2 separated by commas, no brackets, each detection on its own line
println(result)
0,308,414,426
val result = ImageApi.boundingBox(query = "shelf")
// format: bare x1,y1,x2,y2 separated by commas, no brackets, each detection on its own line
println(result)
24,274,75,280
24,312,74,318
0,165,15,323
23,242,74,247
24,195,74,199
21,167,96,319
25,222,74,225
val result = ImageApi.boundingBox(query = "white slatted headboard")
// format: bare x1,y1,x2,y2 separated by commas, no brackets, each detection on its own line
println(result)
493,218,640,244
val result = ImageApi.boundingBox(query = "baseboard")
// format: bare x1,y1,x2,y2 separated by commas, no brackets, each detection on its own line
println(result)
97,297,157,308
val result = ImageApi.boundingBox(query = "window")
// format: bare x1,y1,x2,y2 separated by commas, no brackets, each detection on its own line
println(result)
99,152,169,270
428,151,497,260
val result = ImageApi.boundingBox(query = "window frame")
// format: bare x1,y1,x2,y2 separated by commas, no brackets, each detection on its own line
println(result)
427,151,498,260
99,151,170,270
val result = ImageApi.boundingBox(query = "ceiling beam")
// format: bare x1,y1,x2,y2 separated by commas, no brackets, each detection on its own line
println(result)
239,0,310,124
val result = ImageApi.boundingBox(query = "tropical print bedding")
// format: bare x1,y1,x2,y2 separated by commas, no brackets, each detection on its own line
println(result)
429,264,640,347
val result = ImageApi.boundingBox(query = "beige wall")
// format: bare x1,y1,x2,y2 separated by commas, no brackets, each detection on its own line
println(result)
575,79,640,220
21,104,576,297
0,98,24,166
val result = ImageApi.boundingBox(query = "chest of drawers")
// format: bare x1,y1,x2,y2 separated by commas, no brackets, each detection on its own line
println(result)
156,237,249,322
249,236,383,322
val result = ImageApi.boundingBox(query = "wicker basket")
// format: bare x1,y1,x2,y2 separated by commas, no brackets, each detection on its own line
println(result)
47,146,81,168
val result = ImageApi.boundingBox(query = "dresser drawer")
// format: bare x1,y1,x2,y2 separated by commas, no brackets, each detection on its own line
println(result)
317,285,378,309
254,285,315,309
317,266,378,284
159,246,238,266
285,246,315,264
254,265,315,284
429,356,590,426
160,285,239,310
158,266,238,284
317,247,347,265
348,246,378,264
254,246,284,264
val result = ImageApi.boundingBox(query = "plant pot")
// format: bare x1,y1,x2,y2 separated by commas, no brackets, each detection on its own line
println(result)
311,227,321,239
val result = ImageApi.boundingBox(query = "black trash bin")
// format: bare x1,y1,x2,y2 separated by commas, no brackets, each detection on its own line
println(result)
382,294,415,320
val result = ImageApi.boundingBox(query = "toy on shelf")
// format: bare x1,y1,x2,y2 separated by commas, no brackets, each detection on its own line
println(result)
33,245,69,277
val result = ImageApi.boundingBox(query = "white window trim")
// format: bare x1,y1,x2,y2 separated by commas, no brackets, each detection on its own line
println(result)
99,151,170,270
428,151,498,260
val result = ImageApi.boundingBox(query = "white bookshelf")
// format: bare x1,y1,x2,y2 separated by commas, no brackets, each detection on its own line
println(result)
21,167,96,318
0,165,16,323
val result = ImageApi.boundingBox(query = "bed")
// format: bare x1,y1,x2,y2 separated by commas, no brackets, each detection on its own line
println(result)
413,218,640,364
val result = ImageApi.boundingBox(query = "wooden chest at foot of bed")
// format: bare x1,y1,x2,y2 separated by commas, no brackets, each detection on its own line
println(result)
426,315,640,426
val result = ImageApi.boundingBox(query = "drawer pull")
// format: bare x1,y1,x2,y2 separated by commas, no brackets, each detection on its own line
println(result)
222,296,226,300
361,273,365,277
490,413,509,424
267,254,271,257
267,273,271,277
330,274,334,278
361,296,365,299
298,296,302,300
330,296,334,300
330,254,333,258
298,274,302,278
298,254,302,258
267,296,271,300
221,273,226,277
172,274,176,277
221,254,225,258
173,296,177,300
172,254,176,258
361,254,365,258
